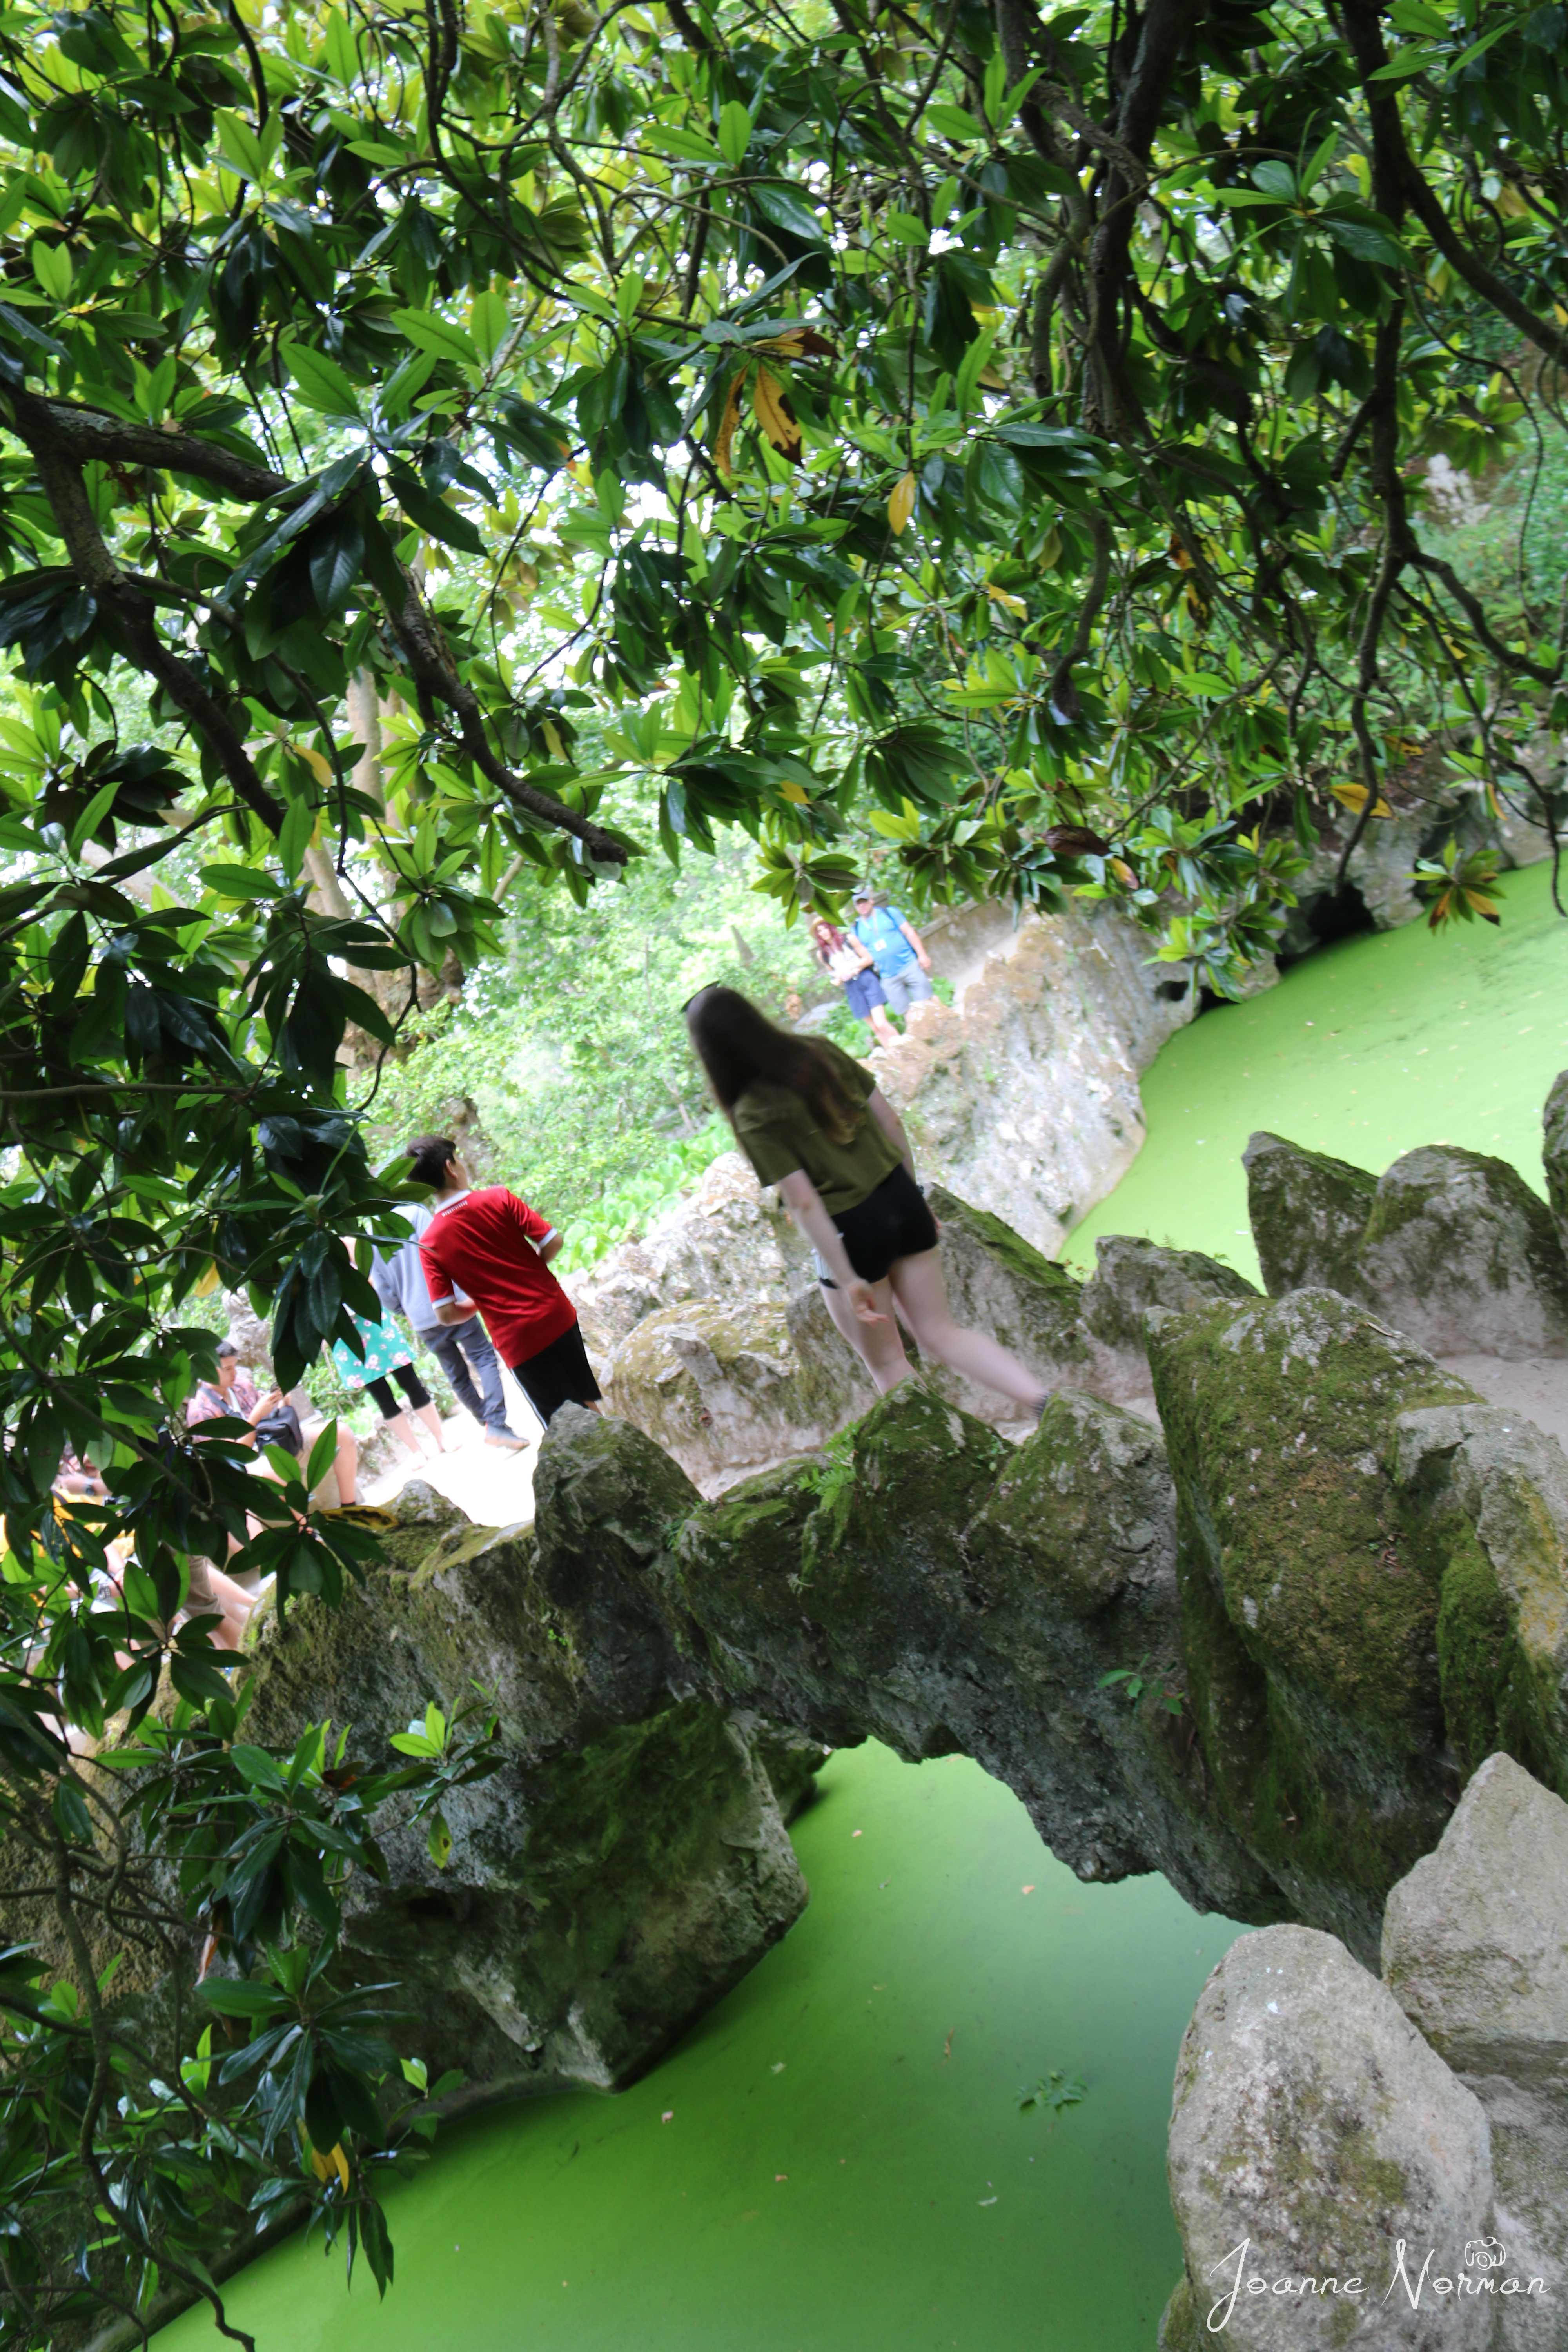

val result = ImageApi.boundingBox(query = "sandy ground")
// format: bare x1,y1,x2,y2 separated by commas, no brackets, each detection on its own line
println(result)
358,1360,544,1526
1437,1355,1568,1457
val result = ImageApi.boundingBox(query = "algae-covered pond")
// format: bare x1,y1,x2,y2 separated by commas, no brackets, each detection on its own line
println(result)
158,865,1567,2352
1065,858,1568,1279
159,1741,1239,2352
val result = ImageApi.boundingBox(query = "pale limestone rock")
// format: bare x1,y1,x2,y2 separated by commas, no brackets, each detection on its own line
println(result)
867,899,1192,1257
914,1185,1088,1419
565,1153,810,1360
606,1297,844,1488
1358,1147,1568,1361
1165,1925,1497,2350
1383,1754,1568,2341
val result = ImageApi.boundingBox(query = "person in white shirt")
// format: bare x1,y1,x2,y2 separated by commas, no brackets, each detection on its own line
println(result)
809,918,897,1046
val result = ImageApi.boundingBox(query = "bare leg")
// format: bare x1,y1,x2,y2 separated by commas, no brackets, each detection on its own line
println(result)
867,1005,898,1047
821,1275,914,1394
381,1408,424,1461
415,1400,447,1452
197,1563,252,1651
335,1425,359,1506
887,1249,1048,1410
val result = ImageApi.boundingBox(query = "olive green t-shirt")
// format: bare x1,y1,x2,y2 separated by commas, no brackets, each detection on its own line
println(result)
733,1040,903,1215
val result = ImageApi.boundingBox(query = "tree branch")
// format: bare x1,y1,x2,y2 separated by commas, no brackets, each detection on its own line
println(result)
378,568,631,866
16,426,286,836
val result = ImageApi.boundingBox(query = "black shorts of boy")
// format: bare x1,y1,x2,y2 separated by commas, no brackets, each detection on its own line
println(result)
508,1320,603,1427
815,1163,939,1289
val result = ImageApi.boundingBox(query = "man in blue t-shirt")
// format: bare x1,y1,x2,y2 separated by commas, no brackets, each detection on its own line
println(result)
850,884,935,1018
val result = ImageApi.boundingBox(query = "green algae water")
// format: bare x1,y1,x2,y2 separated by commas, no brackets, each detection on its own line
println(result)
1065,858,1568,1278
155,866,1567,2352
158,1742,1241,2352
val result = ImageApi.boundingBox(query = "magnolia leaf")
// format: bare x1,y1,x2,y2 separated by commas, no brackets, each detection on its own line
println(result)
1331,782,1393,818
888,472,916,535
751,367,801,462
391,307,479,367
714,367,746,478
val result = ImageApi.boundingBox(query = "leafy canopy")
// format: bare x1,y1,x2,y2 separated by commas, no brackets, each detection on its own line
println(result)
1,0,1566,2339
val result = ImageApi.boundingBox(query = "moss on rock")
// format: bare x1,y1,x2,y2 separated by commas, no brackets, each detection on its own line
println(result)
1358,1145,1568,1359
1541,1066,1568,1250
1241,1130,1376,1298
798,1382,1006,1694
1079,1233,1258,1356
1149,1289,1478,1957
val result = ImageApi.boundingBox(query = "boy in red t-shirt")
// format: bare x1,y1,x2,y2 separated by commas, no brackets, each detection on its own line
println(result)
406,1136,602,1430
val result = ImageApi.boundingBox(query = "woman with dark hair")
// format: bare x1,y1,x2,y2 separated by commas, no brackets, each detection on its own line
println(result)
808,917,897,1047
684,987,1049,1414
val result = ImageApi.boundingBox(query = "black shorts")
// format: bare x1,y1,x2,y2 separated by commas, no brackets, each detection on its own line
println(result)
509,1321,602,1427
820,1163,940,1288
365,1365,431,1419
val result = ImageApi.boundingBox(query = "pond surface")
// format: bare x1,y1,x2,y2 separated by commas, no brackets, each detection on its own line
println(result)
1065,857,1568,1278
158,1741,1242,2352
158,864,1567,2352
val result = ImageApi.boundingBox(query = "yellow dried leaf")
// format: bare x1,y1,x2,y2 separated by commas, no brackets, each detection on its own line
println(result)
542,720,566,761
888,471,916,536
751,366,802,463
306,2138,351,2189
986,584,1026,615
1331,781,1392,818
778,780,810,805
192,1260,221,1299
292,743,332,788
714,367,745,479
1111,857,1137,886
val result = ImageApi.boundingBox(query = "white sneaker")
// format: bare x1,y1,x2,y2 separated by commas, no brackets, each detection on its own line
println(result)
484,1427,529,1451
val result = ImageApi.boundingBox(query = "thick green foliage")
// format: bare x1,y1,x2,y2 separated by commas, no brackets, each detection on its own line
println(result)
0,0,1566,2337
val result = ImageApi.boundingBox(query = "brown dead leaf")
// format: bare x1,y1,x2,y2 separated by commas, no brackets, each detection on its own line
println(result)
715,367,746,479
752,365,802,462
1044,823,1111,857
753,325,839,361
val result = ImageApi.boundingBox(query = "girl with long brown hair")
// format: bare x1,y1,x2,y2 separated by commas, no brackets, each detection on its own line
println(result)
684,986,1049,1413
808,917,898,1047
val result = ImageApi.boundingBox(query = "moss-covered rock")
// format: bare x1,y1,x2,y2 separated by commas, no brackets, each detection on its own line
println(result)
1078,1234,1258,1408
1149,1288,1479,1959
797,1381,1005,1713
1543,1067,1568,1254
1359,1144,1568,1360
1241,1129,1377,1298
1080,1234,1258,1354
606,1298,847,1490
1391,1399,1568,1799
963,1390,1281,1911
238,1459,809,2107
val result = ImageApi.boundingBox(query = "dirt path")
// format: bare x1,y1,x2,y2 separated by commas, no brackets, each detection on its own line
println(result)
359,1410,540,1527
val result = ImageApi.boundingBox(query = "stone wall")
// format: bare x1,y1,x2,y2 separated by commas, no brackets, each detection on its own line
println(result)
860,896,1194,1257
